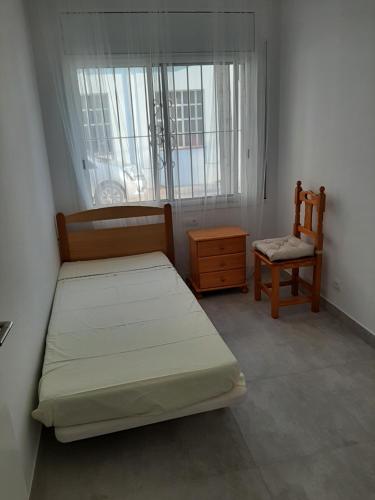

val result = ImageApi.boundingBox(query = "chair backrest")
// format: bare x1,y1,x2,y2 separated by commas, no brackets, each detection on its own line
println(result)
293,181,326,252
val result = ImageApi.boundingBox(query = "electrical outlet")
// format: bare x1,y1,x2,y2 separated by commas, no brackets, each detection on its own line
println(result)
184,218,199,228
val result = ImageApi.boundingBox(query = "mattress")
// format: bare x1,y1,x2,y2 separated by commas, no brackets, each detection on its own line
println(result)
32,252,244,429
54,384,246,443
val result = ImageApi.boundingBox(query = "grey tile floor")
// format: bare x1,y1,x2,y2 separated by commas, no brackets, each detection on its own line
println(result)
31,289,375,500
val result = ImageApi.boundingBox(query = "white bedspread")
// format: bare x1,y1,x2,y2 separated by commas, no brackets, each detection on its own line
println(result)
32,252,243,428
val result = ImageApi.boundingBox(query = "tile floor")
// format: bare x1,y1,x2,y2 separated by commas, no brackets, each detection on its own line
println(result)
31,289,375,500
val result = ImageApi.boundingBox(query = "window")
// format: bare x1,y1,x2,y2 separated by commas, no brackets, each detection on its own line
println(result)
81,93,113,160
77,63,241,204
172,90,203,148
154,88,204,188
155,89,204,149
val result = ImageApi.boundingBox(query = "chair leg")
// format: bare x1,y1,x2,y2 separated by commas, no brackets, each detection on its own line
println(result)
254,253,261,301
311,258,322,313
291,268,299,296
271,267,280,319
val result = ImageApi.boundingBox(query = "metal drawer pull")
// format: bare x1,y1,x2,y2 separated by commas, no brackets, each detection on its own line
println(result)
0,321,14,346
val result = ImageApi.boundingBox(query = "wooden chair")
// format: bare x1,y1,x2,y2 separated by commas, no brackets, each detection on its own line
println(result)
253,181,326,318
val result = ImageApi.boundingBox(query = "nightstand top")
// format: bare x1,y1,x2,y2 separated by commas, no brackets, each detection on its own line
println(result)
187,226,248,242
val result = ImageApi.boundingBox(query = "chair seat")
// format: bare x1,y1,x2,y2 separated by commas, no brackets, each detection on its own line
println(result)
252,235,315,262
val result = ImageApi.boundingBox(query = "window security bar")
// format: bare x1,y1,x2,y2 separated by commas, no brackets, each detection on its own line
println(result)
77,62,243,204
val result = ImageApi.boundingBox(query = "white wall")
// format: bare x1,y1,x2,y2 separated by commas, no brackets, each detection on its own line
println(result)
0,0,60,493
277,0,375,334
27,0,281,277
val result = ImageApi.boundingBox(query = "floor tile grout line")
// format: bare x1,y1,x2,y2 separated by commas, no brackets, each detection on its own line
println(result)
241,355,375,384
226,408,279,499
252,465,275,499
254,466,277,499
202,295,374,345
164,463,276,499
212,328,375,352
226,408,262,472
253,437,375,473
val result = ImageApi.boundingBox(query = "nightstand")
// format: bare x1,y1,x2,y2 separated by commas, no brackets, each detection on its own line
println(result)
187,226,248,297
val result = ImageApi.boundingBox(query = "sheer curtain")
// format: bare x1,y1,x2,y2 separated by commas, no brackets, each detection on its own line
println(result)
35,0,266,275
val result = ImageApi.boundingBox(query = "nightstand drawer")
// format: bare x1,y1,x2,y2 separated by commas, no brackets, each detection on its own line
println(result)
199,268,245,289
197,237,245,257
198,252,245,273
187,226,248,296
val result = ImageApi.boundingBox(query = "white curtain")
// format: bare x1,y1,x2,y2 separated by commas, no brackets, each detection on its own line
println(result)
35,0,267,275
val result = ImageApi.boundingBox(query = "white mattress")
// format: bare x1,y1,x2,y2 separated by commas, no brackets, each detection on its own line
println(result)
32,252,244,429
54,383,246,443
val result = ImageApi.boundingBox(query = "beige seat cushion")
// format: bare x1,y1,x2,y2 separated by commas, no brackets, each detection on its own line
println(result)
252,235,315,261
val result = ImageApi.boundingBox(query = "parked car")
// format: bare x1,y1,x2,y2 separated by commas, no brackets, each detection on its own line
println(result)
86,158,147,205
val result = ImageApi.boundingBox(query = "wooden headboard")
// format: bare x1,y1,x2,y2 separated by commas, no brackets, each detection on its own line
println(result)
56,204,174,264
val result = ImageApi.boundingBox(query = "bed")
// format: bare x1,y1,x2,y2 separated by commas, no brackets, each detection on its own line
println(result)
32,204,246,442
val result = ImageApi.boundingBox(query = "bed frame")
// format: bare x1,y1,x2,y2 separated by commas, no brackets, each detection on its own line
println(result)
55,382,246,442
56,204,174,264
52,203,246,442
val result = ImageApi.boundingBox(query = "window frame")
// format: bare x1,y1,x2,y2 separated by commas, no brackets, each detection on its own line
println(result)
70,54,246,206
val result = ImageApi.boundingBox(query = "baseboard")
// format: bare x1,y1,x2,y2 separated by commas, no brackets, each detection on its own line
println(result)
274,269,375,349
320,297,375,349
27,424,42,498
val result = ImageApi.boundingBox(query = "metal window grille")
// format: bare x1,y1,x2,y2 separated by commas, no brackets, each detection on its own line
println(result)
77,63,242,205
81,93,113,160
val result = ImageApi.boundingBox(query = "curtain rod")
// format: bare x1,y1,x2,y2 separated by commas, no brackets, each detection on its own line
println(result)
66,50,252,56
60,11,255,15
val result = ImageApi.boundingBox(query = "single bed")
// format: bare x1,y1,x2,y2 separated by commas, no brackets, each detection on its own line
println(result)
32,204,246,442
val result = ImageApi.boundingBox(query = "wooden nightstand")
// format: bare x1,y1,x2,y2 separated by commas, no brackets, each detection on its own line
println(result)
187,226,248,297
